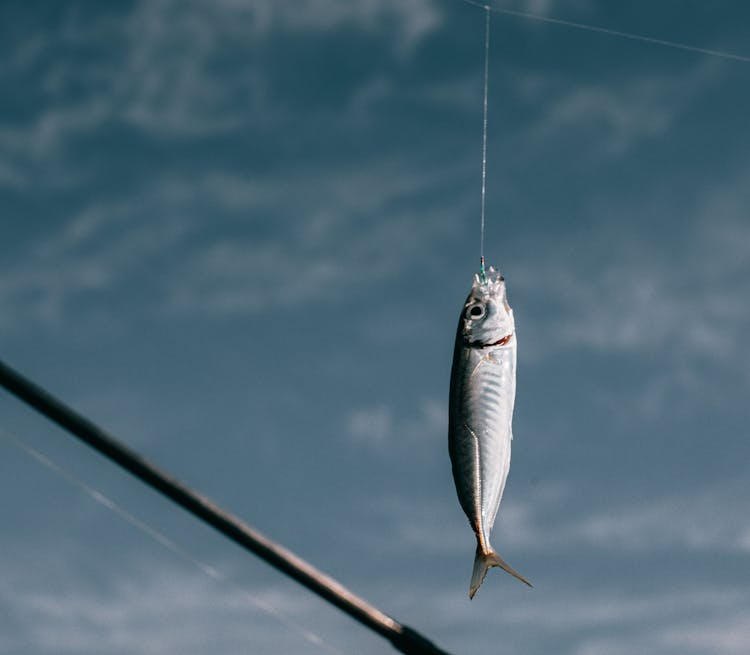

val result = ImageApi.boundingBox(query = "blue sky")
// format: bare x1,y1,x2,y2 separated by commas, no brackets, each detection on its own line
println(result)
1,1,749,653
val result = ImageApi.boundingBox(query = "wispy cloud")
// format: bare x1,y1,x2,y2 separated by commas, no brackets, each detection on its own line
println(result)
0,198,192,330
507,162,750,426
365,473,750,559
511,588,750,655
0,0,442,188
1,562,344,655
496,477,750,557
658,612,750,655
198,0,442,49
346,405,394,447
345,397,446,450
516,60,719,161
488,0,595,17
0,150,470,331
390,582,750,655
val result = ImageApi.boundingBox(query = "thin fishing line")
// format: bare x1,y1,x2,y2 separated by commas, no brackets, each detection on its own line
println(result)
0,427,345,655
479,4,490,282
458,0,750,64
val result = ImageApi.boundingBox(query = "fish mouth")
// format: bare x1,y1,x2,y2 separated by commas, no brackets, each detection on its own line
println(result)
467,333,513,349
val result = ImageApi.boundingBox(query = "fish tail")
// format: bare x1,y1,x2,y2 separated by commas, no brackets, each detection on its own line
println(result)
469,546,533,599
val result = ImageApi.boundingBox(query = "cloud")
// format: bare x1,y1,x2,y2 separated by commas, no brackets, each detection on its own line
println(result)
0,0,442,188
200,0,441,49
347,405,393,447
506,162,750,427
10,540,744,655
493,588,747,633
0,148,469,331
570,601,750,655
509,59,719,161
495,477,750,556
659,613,750,655
389,582,750,655
266,0,442,53
0,198,192,330
155,158,469,318
517,0,594,16
363,472,750,560
345,397,446,450
0,560,343,655
569,606,750,655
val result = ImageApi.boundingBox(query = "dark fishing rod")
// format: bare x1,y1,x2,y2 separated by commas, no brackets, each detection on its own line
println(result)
0,358,452,655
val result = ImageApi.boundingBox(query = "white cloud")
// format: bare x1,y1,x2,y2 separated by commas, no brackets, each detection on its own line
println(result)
347,405,394,447
0,150,469,331
345,397,446,450
495,477,750,557
0,563,341,655
499,588,746,632
0,0,442,187
508,163,750,426
365,473,750,559
518,0,594,16
660,613,750,655
267,0,441,53
201,0,441,49
395,583,750,655
568,599,750,655
0,199,192,330
514,60,718,160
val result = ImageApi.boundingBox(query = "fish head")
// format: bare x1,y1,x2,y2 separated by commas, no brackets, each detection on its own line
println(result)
461,266,515,346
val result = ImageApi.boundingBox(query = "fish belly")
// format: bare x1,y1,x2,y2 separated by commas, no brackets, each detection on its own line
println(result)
449,341,516,550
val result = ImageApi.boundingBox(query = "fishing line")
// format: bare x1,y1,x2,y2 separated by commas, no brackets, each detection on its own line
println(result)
458,0,750,64
0,427,345,655
479,4,490,282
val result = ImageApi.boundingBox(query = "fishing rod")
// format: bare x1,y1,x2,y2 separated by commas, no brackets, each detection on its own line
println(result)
0,358,452,655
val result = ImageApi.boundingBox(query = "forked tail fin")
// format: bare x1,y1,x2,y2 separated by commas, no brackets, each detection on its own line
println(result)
469,546,533,599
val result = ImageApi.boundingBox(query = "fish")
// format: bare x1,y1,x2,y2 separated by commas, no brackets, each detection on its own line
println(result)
448,265,532,598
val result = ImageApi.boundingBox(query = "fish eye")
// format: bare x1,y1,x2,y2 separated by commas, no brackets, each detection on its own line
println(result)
466,303,486,320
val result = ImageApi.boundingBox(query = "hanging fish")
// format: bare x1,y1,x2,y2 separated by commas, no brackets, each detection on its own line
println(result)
448,265,532,598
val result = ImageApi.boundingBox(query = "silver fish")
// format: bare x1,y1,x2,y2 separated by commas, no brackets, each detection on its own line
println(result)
449,266,532,598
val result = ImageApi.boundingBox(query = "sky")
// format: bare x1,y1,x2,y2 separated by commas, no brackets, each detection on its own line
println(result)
1,1,749,653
